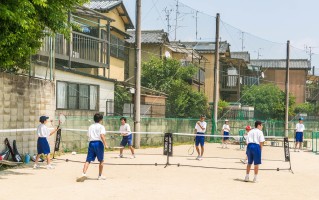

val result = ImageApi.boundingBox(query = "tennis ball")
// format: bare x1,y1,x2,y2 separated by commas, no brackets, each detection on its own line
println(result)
277,168,279,171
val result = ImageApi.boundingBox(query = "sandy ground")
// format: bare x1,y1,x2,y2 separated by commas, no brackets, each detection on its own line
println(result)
0,143,318,200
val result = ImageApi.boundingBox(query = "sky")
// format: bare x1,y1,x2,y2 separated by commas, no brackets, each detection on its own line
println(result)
122,0,319,73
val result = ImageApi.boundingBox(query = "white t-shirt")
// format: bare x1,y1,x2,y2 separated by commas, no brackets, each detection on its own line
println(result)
37,124,50,138
295,123,305,132
120,123,131,136
222,124,230,132
246,128,265,145
87,123,106,141
195,121,207,133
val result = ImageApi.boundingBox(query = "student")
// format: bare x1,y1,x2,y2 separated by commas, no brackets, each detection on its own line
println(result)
118,117,135,159
194,115,207,161
244,121,265,183
77,113,108,182
240,125,251,164
221,119,230,148
295,118,305,152
33,116,59,169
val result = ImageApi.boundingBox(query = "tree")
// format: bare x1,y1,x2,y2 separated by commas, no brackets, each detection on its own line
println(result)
114,85,132,116
142,58,208,118
294,102,315,115
241,84,295,120
0,0,87,72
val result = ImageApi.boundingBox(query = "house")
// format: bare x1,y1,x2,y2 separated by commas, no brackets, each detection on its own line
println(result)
181,41,231,103
250,59,311,104
220,51,261,102
126,30,207,92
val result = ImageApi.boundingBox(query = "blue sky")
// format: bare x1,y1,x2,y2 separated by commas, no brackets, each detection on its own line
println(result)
123,0,319,72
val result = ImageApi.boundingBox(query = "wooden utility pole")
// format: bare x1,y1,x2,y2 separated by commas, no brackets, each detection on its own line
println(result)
285,40,290,137
213,13,220,135
134,0,141,148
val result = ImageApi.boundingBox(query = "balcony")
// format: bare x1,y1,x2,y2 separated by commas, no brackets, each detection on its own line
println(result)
37,31,109,69
221,75,260,91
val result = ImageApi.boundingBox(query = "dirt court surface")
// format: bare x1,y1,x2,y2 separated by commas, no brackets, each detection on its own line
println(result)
1,143,318,200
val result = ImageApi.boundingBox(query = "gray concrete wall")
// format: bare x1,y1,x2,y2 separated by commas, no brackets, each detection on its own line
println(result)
0,72,55,155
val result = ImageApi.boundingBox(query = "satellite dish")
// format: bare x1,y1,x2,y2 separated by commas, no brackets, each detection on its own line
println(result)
261,72,265,79
165,51,171,58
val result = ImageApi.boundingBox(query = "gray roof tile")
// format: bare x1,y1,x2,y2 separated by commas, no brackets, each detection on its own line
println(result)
231,51,250,62
84,0,121,11
250,59,311,69
126,30,169,44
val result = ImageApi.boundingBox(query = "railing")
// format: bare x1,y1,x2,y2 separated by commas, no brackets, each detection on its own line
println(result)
221,75,259,90
39,31,109,67
306,87,319,101
193,68,205,84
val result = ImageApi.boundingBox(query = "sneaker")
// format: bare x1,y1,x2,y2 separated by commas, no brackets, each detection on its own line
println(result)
253,177,258,183
46,165,55,169
129,155,136,159
118,154,123,158
98,176,106,180
244,175,249,182
33,164,40,169
76,174,87,182
196,156,200,160
198,156,203,161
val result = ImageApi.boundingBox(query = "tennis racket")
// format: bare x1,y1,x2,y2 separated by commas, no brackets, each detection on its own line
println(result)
57,113,66,129
188,138,195,155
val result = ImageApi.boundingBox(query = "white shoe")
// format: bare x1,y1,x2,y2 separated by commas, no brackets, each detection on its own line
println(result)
253,177,258,183
198,156,203,161
33,164,40,169
196,156,200,160
244,175,249,182
118,154,123,158
129,155,136,159
98,176,106,180
46,165,55,169
76,174,87,182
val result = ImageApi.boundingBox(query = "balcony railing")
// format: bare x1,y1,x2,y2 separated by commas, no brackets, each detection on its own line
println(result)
306,87,319,101
39,31,109,68
221,75,259,90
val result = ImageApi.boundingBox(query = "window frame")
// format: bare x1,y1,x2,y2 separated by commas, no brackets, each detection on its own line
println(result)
56,81,99,111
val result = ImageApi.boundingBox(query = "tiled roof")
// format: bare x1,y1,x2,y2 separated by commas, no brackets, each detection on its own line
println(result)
231,51,250,62
85,0,120,11
250,59,311,69
126,30,169,44
84,0,134,29
181,41,230,54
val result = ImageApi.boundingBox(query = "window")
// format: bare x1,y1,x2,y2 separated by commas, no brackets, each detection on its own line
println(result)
57,81,98,110
110,34,125,60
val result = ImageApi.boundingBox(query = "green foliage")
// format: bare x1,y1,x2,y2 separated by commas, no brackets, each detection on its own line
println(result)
218,100,229,116
294,102,315,115
142,58,208,118
241,84,295,120
114,85,132,116
0,0,87,72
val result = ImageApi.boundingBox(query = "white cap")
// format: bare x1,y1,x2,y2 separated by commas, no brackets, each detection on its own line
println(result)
225,119,229,122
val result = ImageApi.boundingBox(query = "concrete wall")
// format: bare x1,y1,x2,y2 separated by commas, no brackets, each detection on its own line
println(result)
0,72,55,155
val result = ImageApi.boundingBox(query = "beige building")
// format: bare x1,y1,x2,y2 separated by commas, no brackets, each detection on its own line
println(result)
250,59,311,104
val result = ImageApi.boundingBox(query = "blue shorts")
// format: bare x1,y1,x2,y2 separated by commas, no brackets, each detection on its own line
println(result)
86,141,104,162
120,134,133,147
37,137,50,155
195,132,205,146
295,132,303,142
246,143,262,165
223,131,230,140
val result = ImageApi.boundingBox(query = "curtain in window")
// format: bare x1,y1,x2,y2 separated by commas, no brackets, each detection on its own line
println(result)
68,84,78,109
79,85,89,109
57,82,67,109
90,86,98,110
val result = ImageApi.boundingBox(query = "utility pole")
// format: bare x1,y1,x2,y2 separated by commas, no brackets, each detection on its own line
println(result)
134,0,141,148
285,40,290,138
174,0,179,41
195,11,198,40
164,7,172,36
241,32,245,51
213,13,220,137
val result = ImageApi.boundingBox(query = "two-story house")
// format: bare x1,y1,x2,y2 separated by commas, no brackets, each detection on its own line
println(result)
250,59,311,104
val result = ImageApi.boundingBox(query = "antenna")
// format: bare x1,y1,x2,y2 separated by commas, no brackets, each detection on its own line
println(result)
174,0,179,41
240,32,245,51
164,7,173,37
